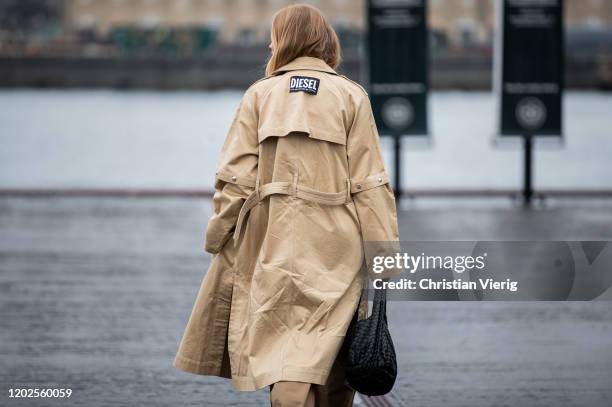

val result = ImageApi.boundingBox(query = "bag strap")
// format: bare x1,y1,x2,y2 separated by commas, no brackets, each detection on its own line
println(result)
372,287,388,324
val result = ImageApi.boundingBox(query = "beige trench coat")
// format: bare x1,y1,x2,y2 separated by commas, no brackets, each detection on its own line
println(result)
174,56,399,391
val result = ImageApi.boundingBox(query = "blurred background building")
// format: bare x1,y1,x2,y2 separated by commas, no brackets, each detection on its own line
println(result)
1,0,611,89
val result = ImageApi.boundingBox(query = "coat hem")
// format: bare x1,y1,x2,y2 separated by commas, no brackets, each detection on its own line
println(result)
174,354,332,393
173,354,231,379
231,366,331,392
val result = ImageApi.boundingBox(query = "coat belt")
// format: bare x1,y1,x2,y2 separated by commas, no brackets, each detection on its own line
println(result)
233,180,351,242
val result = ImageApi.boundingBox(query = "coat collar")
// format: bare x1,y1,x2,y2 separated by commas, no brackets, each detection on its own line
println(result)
272,56,337,76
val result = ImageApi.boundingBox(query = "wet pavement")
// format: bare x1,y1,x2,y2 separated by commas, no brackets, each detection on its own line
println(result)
1,197,612,406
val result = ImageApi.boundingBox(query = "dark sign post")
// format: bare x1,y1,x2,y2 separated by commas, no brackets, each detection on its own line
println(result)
496,0,564,206
367,0,429,198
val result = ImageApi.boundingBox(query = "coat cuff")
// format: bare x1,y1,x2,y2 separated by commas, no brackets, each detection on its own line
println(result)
204,218,235,254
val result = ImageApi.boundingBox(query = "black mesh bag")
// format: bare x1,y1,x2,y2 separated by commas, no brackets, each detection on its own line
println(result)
345,288,397,396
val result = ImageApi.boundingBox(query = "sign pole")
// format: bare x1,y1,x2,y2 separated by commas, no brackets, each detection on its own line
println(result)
367,0,429,202
523,134,533,206
393,135,402,198
495,0,564,206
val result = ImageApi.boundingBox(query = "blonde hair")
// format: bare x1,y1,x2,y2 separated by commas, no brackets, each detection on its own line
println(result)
265,4,341,76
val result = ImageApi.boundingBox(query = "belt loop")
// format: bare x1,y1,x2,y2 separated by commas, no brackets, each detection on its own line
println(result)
255,176,260,200
345,178,352,203
291,173,298,197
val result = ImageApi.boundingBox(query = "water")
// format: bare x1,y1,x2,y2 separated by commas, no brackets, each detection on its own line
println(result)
1,90,611,190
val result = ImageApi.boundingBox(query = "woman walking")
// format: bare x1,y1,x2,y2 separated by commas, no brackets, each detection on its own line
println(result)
174,4,399,406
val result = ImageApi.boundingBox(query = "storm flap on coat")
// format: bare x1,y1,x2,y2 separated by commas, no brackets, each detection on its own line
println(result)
174,56,400,391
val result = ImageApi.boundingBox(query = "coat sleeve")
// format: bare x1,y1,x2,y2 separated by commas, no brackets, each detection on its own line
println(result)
347,93,401,277
204,89,259,254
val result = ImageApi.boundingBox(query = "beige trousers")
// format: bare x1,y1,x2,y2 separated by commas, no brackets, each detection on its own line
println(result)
269,355,355,407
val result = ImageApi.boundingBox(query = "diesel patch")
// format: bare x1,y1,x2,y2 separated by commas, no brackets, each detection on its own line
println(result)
289,76,320,95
